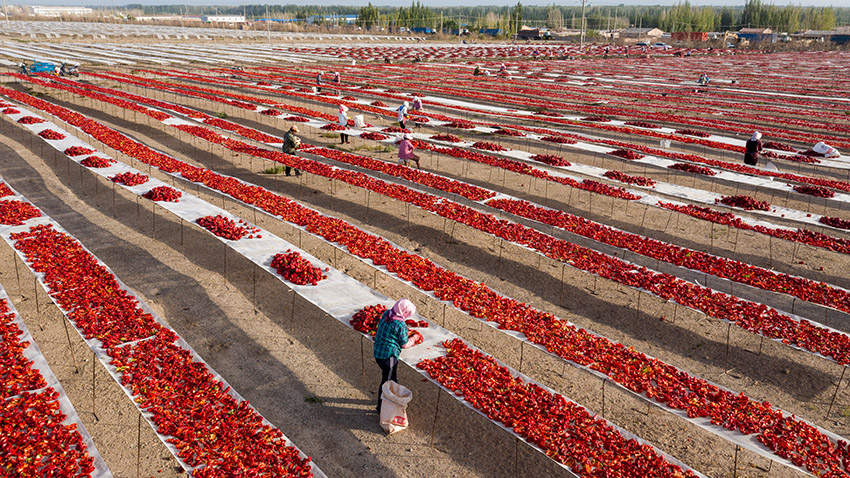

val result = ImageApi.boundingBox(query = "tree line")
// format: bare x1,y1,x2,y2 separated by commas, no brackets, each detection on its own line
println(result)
118,2,847,35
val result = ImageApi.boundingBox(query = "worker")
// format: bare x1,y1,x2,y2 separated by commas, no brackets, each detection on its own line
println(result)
281,125,302,176
315,71,323,92
397,101,409,130
333,71,340,84
18,60,27,75
338,105,350,144
744,132,763,166
473,65,481,76
373,299,418,412
396,134,421,169
411,95,423,113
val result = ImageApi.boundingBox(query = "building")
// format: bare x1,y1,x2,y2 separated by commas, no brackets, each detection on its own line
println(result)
26,6,93,17
619,27,664,39
737,27,776,43
793,29,850,45
201,15,245,23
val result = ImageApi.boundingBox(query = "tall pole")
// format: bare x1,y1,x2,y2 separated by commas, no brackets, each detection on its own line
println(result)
266,5,271,46
639,16,642,42
580,0,587,48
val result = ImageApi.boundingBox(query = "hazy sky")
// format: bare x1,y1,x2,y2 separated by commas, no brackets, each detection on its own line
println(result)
19,0,846,7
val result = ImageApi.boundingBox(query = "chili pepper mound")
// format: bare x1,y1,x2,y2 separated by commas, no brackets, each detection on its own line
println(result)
2,107,20,114
675,128,711,138
64,146,96,156
430,134,462,142
624,121,660,129
196,215,258,241
0,181,14,198
381,126,410,133
603,170,657,187
444,120,475,129
820,216,850,230
793,185,836,198
80,156,115,168
110,172,149,186
142,185,183,202
0,200,41,225
717,195,772,211
541,136,577,144
530,154,571,167
284,116,310,122
471,141,507,152
405,319,429,328
261,108,281,116
321,123,346,131
37,129,66,140
270,250,328,286
668,162,717,176
17,116,45,124
350,304,387,336
360,132,389,141
608,149,645,160
763,141,797,152
494,128,525,137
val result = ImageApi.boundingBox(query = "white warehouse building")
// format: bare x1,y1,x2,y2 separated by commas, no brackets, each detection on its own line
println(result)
201,15,245,23
27,6,93,16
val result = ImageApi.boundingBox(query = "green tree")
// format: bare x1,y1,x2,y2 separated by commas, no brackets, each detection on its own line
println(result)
356,2,380,28
509,2,523,35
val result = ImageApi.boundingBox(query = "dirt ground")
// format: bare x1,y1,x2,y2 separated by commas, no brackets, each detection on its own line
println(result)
0,62,848,478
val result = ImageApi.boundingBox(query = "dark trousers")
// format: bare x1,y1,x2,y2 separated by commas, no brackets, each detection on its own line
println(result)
399,121,406,130
340,133,350,143
284,166,300,176
375,356,398,409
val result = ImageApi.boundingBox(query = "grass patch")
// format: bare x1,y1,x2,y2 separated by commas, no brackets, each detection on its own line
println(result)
262,165,285,175
320,133,340,139
304,395,325,404
215,111,228,119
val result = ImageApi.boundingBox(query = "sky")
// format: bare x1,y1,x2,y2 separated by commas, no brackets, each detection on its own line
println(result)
16,0,847,7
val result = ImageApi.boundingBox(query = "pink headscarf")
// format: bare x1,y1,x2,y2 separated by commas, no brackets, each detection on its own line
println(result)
387,299,415,321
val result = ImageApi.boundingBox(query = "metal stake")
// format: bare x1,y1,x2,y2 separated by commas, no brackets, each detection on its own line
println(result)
61,318,80,374
92,350,98,421
826,366,847,419
136,412,142,478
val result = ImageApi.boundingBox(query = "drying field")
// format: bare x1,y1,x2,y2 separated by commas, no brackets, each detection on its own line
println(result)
1,39,849,478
